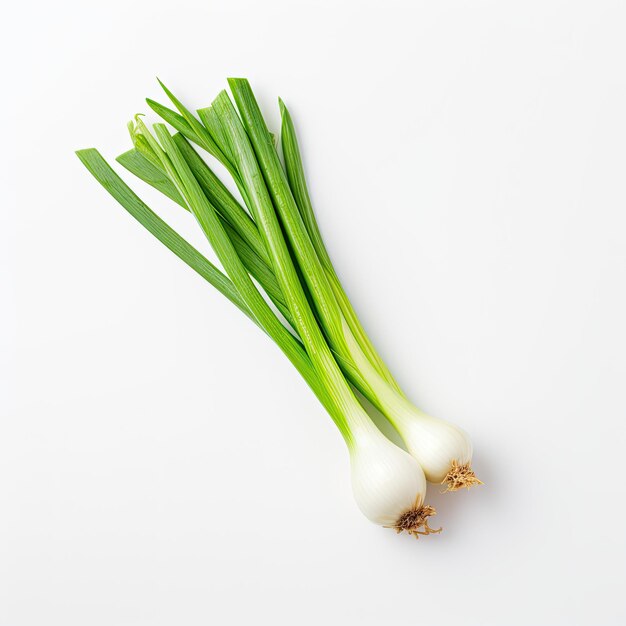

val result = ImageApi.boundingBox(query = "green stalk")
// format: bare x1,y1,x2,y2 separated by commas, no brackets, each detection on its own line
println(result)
197,106,237,166
141,118,361,442
278,99,403,394
153,79,231,169
211,90,376,437
119,137,373,406
76,148,250,318
117,148,186,207
227,80,385,398
120,132,267,269
136,85,381,400
75,148,344,436
172,135,269,264
147,81,250,210
222,221,294,325
227,82,345,342
137,93,377,397
117,144,292,325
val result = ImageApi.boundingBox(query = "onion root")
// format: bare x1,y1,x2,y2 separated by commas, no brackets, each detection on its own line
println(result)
442,460,483,492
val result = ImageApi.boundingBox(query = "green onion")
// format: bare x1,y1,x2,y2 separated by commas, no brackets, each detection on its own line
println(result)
76,79,452,537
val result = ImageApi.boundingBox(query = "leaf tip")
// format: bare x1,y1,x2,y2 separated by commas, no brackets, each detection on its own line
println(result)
227,77,249,90
157,78,177,102
75,148,100,168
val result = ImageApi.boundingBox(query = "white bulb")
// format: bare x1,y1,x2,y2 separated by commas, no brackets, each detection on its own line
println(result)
349,429,428,528
396,409,473,484
342,320,479,491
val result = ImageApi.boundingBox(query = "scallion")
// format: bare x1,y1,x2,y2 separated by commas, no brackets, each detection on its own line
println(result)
77,106,440,536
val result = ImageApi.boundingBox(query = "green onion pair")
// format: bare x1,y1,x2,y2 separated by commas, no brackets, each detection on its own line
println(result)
77,78,480,537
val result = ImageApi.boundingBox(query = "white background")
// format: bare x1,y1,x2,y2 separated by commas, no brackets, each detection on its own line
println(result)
2,1,626,624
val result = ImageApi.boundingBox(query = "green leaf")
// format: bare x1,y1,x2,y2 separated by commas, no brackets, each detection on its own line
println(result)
279,99,402,393
155,79,230,166
116,148,186,208
173,134,268,264
116,144,292,327
146,98,201,144
213,86,360,440
227,79,344,349
75,148,250,320
197,106,235,165
149,124,347,434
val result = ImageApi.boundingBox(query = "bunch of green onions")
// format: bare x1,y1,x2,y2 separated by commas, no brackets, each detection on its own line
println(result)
77,78,481,537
